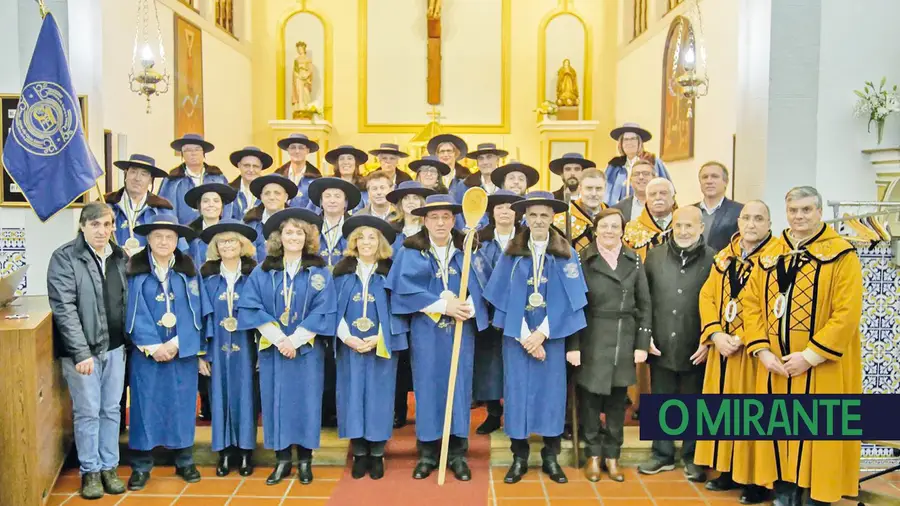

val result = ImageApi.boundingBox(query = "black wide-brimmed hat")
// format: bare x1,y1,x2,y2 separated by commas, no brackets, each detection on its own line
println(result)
341,215,397,244
610,122,652,142
308,177,362,210
184,183,238,210
263,208,323,239
411,194,462,217
488,189,524,210
277,133,320,152
386,181,436,204
171,133,215,153
113,153,168,179
230,146,274,169
249,174,299,200
511,191,568,215
490,162,540,189
427,134,468,159
549,152,597,175
368,143,409,158
133,213,197,240
325,145,369,165
200,218,258,244
466,142,509,159
408,155,451,176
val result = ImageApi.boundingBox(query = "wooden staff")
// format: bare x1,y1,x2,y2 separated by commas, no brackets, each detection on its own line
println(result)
437,187,488,486
564,192,580,467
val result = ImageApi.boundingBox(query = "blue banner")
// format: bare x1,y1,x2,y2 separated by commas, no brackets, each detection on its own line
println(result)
638,394,900,441
2,13,101,222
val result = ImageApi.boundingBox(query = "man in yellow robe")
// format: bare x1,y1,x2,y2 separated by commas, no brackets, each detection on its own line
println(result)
623,177,676,261
553,167,608,254
743,186,862,506
695,200,773,504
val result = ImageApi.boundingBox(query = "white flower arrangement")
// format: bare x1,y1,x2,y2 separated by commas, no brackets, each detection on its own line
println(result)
853,77,900,144
534,100,559,116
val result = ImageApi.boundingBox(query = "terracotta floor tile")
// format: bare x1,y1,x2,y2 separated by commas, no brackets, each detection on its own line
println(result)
638,468,686,480
560,466,587,481
181,478,240,496
234,478,290,496
860,480,899,494
654,500,708,506
227,498,283,506
494,481,546,498
545,500,603,505
286,479,338,498
698,485,742,499
491,467,539,482
643,481,702,498
45,495,71,506
602,499,654,506
282,500,330,505
172,497,230,506
495,500,548,506
52,475,83,494
130,477,187,495
117,496,180,506
544,481,597,499
63,495,127,506
593,482,649,498
312,466,346,480
707,499,745,505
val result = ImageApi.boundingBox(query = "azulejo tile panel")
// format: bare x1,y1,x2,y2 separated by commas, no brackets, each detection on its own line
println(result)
0,228,26,295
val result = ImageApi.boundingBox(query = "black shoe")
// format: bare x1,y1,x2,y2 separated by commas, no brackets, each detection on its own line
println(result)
238,452,254,477
297,460,313,484
266,462,292,485
542,458,567,483
393,415,407,429
706,472,739,491
504,457,528,484
127,471,150,491
682,462,706,483
175,464,201,483
369,456,385,480
476,415,502,435
740,485,771,504
450,459,471,481
638,458,675,475
561,424,573,440
216,452,231,477
351,456,368,479
80,472,104,499
412,461,435,479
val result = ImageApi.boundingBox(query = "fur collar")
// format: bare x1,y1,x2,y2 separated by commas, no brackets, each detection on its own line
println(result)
402,227,466,252
462,171,482,188
275,162,322,179
229,176,242,190
104,188,173,210
506,228,571,259
607,152,658,167
189,217,204,234
126,248,197,277
243,204,266,224
261,253,327,272
454,163,472,180
332,256,392,278
200,256,257,278
167,162,224,179
478,223,520,243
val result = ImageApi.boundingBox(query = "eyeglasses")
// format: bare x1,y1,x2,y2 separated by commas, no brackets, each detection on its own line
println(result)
217,238,240,246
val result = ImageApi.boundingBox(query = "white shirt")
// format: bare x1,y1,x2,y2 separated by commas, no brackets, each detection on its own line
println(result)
482,175,497,195
403,223,422,238
322,216,344,251
631,197,644,223
185,166,204,187
369,205,393,221
699,196,725,215
494,229,515,251
221,260,241,288
256,255,315,348
261,209,274,224
520,238,550,340
419,238,474,314
89,243,113,277
288,163,309,185
655,213,673,230
239,179,255,210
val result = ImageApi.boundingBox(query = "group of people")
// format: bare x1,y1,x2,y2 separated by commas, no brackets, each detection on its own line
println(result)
47,123,861,506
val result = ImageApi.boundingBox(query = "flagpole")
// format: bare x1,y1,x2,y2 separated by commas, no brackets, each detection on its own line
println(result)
36,0,48,18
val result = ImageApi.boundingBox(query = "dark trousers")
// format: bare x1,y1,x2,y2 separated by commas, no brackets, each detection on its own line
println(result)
351,438,387,457
649,365,704,464
198,373,211,418
486,399,503,418
580,385,628,459
275,445,313,463
510,436,561,460
119,343,132,431
395,349,412,420
130,447,193,473
417,436,467,465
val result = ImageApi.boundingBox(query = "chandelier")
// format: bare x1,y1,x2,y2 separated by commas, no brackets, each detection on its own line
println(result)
668,0,708,118
128,0,170,113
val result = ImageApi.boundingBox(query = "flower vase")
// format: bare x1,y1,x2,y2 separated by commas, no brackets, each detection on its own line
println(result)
876,118,886,145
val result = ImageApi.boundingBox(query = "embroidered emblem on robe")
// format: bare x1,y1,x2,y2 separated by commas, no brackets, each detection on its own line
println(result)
311,274,326,291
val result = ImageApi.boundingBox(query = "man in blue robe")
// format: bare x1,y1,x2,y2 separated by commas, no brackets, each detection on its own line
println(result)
159,134,229,225
484,191,588,485
386,194,489,481
105,154,174,257
228,146,272,220
451,142,508,230
243,174,298,262
124,214,207,490
274,133,322,210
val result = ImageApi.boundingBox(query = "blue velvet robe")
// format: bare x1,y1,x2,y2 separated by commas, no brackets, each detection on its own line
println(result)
483,233,588,439
470,232,508,402
604,156,670,206
319,218,348,270
242,205,270,263
125,251,206,451
236,259,337,451
333,260,409,442
231,191,260,221
188,237,209,269
109,196,172,251
385,233,489,441
158,166,229,224
201,262,258,451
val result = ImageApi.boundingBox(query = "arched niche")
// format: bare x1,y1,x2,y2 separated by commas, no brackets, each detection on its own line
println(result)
277,9,332,122
538,8,592,120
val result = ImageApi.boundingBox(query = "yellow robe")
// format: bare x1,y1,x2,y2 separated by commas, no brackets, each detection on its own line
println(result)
552,200,606,255
743,225,862,503
622,205,672,260
694,233,773,486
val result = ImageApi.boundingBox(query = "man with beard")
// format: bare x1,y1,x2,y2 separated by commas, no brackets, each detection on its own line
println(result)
553,167,608,254
638,206,715,483
159,134,228,225
550,152,594,203
369,143,412,187
274,133,322,209
228,146,272,219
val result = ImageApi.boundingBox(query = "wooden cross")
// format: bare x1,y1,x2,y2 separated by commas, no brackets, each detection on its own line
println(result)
427,0,442,105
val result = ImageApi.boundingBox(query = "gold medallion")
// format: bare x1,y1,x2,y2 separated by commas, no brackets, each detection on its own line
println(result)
353,317,374,333
279,310,290,326
222,317,238,333
773,293,787,319
124,237,141,250
528,292,545,308
160,312,177,328
440,290,455,301
724,300,738,323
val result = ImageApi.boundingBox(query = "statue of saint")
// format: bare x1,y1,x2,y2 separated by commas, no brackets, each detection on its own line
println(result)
292,41,313,118
556,59,579,107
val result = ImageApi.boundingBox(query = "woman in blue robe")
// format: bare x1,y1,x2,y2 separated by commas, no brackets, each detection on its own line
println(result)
325,145,369,214
236,207,337,486
242,174,297,263
332,216,408,480
198,219,260,478
385,194,489,482
483,192,589,485
471,190,523,436
124,213,206,491
603,123,671,205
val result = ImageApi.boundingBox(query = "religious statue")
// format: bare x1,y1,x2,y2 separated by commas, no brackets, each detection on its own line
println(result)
292,41,314,119
556,59,580,107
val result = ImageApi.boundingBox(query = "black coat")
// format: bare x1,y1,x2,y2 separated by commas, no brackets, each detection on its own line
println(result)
644,237,715,372
693,197,743,252
568,244,652,395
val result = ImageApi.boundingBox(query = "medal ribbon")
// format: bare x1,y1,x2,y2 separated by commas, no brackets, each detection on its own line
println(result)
124,195,145,241
324,219,342,260
528,238,547,299
430,242,454,293
356,261,377,327
726,261,751,300
153,255,174,322
775,254,803,295
225,269,241,321
281,264,296,324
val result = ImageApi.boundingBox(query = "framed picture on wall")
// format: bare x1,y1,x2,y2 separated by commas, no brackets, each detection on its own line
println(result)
659,16,696,162
0,94,90,206
174,14,204,146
